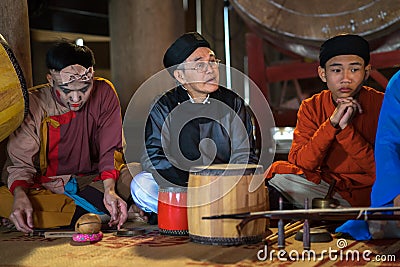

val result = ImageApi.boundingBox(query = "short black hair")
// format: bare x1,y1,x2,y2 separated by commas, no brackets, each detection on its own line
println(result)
46,40,95,71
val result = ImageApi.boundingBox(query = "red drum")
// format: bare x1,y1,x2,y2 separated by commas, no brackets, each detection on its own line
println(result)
157,187,188,236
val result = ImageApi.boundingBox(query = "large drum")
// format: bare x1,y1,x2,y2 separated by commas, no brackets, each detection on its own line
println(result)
0,34,28,142
187,164,268,245
231,0,400,59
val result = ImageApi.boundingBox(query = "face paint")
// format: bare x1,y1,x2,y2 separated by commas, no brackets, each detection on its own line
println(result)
50,64,94,85
53,80,94,111
49,64,95,111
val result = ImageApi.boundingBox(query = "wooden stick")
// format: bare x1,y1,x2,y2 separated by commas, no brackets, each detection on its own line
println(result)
264,220,303,241
30,231,76,238
284,220,302,230
264,222,304,245
206,206,400,219
44,231,75,238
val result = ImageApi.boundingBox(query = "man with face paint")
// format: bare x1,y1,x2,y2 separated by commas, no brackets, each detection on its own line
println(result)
265,34,384,209
0,41,130,233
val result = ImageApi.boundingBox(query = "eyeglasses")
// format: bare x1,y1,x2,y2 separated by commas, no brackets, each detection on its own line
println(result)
179,59,221,73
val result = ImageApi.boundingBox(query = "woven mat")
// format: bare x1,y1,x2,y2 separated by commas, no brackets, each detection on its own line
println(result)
0,222,399,267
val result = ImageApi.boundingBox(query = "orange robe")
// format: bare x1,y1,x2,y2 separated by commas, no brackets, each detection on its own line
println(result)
266,86,384,206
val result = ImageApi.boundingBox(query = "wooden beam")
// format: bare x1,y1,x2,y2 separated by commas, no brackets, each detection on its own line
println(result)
266,61,319,83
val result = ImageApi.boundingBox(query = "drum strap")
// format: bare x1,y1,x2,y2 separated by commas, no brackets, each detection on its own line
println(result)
40,112,60,175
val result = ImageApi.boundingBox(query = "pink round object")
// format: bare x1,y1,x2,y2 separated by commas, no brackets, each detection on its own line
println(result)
72,231,103,242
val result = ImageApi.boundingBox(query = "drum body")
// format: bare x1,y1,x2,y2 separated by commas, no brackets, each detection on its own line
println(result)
158,187,189,236
231,0,400,59
0,34,28,142
187,164,268,245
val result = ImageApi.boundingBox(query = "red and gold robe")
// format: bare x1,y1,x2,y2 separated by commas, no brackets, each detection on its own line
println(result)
5,78,123,193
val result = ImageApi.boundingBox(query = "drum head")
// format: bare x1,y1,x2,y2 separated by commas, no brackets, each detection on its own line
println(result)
190,163,263,176
232,0,400,59
0,34,28,142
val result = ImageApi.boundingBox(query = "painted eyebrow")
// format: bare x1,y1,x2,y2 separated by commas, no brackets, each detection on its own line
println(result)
59,83,91,91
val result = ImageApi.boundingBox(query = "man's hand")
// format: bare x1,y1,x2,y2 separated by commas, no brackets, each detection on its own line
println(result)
330,97,363,129
103,179,128,230
10,187,34,233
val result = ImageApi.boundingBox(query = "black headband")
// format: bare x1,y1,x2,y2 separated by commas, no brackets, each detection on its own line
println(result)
163,32,210,74
319,34,370,67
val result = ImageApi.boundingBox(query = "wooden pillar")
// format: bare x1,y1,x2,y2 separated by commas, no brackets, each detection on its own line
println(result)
108,0,185,113
0,0,32,88
246,33,269,102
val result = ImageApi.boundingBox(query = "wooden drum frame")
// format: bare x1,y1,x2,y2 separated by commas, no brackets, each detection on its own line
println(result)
187,164,268,245
0,34,28,142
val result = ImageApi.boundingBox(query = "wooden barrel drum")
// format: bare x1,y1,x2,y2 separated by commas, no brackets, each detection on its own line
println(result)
0,34,28,142
187,164,268,245
231,0,400,59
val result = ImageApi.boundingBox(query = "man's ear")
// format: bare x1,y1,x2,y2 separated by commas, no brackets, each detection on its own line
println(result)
174,69,185,84
364,64,371,80
46,73,54,86
318,66,327,82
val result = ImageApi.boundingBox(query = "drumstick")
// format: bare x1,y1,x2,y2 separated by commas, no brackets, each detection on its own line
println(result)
264,221,303,240
29,230,76,238
284,220,302,230
264,220,302,240
264,221,304,245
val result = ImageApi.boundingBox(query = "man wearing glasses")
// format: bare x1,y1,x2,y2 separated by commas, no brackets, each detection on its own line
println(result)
130,32,258,223
0,41,129,233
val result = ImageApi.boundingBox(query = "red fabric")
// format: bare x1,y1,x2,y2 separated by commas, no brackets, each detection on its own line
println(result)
266,87,384,207
46,111,76,176
100,169,119,181
10,180,32,195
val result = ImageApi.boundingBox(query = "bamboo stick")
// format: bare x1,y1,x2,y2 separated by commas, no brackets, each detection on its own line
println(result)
264,221,304,245
29,231,76,238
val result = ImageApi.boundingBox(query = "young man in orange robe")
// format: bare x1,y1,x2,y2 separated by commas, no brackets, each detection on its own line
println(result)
266,34,384,208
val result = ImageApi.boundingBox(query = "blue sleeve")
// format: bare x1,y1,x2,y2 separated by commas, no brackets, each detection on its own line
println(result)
372,70,400,207
335,71,400,240
335,220,371,240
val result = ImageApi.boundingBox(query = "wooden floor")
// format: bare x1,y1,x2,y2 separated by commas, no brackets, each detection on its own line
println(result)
1,217,399,267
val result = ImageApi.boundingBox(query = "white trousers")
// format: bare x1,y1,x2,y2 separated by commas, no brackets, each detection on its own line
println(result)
130,171,159,213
